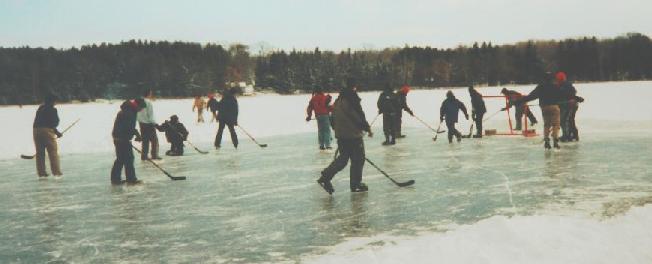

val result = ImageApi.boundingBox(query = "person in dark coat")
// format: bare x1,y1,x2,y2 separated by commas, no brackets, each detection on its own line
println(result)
440,90,469,143
395,85,414,138
157,115,189,156
33,93,63,177
207,94,220,123
318,79,373,195
111,99,145,185
501,88,538,130
468,86,486,138
512,72,564,149
556,72,584,142
377,85,399,145
214,88,239,149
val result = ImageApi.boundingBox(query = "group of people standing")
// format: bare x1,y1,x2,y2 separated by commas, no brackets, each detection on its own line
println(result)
30,71,582,188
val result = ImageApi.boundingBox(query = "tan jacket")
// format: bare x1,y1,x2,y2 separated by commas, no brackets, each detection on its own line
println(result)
332,97,368,139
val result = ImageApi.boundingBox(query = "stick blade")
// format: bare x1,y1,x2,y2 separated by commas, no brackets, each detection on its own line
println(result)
20,155,35,159
170,176,187,180
259,144,268,148
397,180,415,187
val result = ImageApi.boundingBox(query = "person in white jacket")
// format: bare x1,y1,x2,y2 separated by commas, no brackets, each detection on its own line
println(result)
137,89,161,160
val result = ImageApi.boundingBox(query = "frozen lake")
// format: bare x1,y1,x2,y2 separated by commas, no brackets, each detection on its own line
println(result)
0,81,651,263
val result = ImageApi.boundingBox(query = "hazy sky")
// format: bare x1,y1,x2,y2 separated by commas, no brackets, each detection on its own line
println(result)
0,0,650,51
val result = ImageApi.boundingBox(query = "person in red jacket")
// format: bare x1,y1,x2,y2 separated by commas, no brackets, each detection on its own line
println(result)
306,87,333,150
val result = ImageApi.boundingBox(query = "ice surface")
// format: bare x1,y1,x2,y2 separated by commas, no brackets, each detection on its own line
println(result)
0,81,651,263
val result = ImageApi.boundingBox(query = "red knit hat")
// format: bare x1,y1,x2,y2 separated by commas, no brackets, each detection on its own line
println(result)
555,72,567,82
400,85,410,94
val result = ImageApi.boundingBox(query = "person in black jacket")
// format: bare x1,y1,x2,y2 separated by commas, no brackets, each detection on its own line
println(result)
395,85,414,138
33,93,63,177
207,94,220,123
377,85,399,145
468,86,486,138
214,88,239,149
440,91,469,143
512,72,564,149
158,115,189,156
556,72,584,142
111,99,145,185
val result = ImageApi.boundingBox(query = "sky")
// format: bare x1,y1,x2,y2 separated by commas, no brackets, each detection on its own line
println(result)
0,0,650,52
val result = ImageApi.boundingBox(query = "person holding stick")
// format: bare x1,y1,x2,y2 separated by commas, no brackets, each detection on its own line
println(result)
33,93,63,178
317,78,373,194
111,99,145,185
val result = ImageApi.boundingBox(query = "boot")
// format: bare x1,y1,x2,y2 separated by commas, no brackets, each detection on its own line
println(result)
544,138,551,149
553,139,561,149
317,175,334,195
472,134,482,138
448,135,453,144
456,133,462,143
382,135,391,146
351,183,368,192
390,137,396,145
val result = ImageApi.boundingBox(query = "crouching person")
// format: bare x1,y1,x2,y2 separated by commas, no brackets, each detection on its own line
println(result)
111,99,145,185
158,115,189,156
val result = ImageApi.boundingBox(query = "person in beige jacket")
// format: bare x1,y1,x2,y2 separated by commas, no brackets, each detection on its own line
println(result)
317,80,373,194
33,94,63,177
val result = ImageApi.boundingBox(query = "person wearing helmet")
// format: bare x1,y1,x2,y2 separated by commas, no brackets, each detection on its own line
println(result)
440,90,469,143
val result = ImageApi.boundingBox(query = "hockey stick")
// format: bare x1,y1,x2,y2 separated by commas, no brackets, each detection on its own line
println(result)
237,125,268,148
369,113,381,127
21,118,81,159
365,157,415,187
432,121,444,141
132,146,186,180
186,141,209,154
483,109,504,122
462,122,474,138
413,115,446,134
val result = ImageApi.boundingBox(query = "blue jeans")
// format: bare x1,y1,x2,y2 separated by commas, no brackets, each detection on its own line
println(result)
316,114,332,148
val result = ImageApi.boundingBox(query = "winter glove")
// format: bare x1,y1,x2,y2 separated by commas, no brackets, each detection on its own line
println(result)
134,135,142,142
465,114,469,120
55,130,63,138
577,96,585,103
367,131,374,138
306,116,311,122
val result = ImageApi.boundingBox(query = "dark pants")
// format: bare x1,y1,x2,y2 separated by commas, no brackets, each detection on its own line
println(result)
215,121,238,148
473,112,484,136
167,141,184,155
382,113,398,139
321,138,365,189
139,123,159,159
396,112,404,136
560,103,579,140
514,104,537,130
446,120,461,142
567,104,579,140
111,140,137,183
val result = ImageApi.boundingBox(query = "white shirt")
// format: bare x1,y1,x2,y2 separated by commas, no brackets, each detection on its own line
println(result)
137,99,156,124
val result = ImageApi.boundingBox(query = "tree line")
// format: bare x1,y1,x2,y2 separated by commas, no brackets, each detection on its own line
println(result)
1,33,651,105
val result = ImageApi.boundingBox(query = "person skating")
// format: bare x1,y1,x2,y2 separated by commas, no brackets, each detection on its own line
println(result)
556,72,584,142
468,86,486,138
317,79,373,195
440,90,469,143
157,115,189,156
501,88,538,130
137,89,161,160
512,72,564,149
192,96,206,123
33,93,63,177
395,84,414,138
306,87,334,150
111,99,145,185
377,85,399,145
214,88,239,149
207,94,220,123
